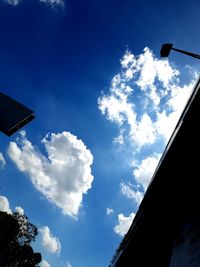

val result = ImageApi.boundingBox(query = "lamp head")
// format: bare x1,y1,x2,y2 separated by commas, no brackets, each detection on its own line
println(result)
160,43,173,57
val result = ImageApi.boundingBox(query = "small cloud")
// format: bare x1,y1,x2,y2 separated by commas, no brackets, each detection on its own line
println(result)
39,0,65,8
66,262,72,267
40,260,50,267
133,153,161,190
0,153,6,169
4,0,20,5
113,129,125,145
39,226,61,254
0,195,12,214
8,131,94,218
106,208,114,215
114,213,135,237
120,182,143,205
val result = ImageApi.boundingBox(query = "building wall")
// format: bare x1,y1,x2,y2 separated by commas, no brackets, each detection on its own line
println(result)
169,218,200,267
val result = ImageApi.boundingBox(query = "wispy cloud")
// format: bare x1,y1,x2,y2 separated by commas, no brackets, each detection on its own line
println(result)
39,226,61,254
114,213,135,237
120,154,161,205
4,0,20,5
39,0,65,9
7,130,94,218
0,152,6,169
106,208,114,215
5,0,65,9
120,182,143,205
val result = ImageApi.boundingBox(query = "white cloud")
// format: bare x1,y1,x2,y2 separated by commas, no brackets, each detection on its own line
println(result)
98,47,196,195
7,131,94,218
39,226,61,254
0,153,6,169
113,129,125,145
5,0,20,5
155,82,194,142
40,260,50,267
98,68,158,149
136,47,179,90
120,182,143,205
39,0,64,8
121,50,136,69
0,195,12,214
133,153,161,190
120,154,161,206
130,113,156,146
98,48,196,151
114,213,135,237
106,208,114,215
66,262,72,267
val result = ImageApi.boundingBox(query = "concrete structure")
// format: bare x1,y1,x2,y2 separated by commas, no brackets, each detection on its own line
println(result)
109,76,200,267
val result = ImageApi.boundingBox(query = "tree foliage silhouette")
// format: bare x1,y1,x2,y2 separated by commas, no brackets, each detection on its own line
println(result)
0,211,42,266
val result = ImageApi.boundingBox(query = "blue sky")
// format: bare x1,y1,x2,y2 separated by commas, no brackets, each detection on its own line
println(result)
0,0,200,266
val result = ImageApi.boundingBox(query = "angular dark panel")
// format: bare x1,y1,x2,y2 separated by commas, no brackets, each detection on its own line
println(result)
0,92,35,136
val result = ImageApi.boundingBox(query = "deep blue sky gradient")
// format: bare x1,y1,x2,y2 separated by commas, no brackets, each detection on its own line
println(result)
1,0,200,266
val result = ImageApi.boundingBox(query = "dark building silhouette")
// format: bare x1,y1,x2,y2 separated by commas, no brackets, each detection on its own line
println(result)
109,76,200,267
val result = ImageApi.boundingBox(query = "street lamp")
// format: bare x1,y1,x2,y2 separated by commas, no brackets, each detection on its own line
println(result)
0,92,35,136
160,43,200,59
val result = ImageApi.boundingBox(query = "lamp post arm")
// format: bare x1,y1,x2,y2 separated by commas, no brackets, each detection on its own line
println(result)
171,47,200,60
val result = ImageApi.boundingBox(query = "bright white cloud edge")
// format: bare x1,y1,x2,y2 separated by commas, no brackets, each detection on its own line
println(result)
114,213,135,237
39,226,61,254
